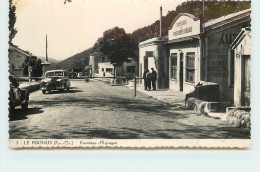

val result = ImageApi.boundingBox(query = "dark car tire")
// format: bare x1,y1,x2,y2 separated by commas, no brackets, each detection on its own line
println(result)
8,98,15,118
42,90,46,94
21,102,28,110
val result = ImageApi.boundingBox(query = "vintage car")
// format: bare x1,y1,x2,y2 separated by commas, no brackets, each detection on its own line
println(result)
40,70,71,94
185,81,220,106
9,75,30,116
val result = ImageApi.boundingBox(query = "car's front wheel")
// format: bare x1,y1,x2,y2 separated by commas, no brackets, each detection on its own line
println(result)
8,98,15,118
42,90,46,94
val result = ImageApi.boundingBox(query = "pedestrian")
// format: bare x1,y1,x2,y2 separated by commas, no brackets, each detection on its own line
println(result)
143,69,148,90
151,67,157,90
146,69,153,91
103,71,106,77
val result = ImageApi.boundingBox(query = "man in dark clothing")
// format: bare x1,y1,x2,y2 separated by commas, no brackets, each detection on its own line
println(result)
146,70,153,91
151,68,157,90
143,69,148,90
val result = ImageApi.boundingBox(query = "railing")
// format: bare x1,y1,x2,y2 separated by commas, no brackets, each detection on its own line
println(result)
18,76,145,97
18,77,43,85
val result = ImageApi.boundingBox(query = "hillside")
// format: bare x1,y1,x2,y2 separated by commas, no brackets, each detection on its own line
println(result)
54,1,251,69
130,1,251,42
38,56,60,64
50,48,92,70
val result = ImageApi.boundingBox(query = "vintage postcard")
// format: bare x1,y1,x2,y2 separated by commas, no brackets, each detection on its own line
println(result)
8,0,251,148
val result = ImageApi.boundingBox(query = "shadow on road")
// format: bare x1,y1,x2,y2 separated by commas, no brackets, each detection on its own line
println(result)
9,107,44,121
46,88,83,94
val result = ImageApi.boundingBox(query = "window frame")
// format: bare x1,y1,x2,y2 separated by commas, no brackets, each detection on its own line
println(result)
170,53,178,79
185,52,195,83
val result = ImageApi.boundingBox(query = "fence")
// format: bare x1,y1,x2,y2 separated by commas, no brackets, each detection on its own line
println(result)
18,76,145,97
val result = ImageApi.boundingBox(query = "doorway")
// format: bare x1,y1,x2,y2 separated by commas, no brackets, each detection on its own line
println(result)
179,52,183,91
241,55,251,106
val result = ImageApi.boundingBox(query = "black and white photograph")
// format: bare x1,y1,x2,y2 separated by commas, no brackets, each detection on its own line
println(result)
7,0,252,148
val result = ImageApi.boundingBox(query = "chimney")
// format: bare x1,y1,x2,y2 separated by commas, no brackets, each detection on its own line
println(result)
160,6,162,38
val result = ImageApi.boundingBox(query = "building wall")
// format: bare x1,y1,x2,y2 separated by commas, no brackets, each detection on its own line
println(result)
97,62,114,77
167,13,201,93
139,39,168,89
9,48,28,77
204,23,248,103
233,34,251,106
168,40,201,93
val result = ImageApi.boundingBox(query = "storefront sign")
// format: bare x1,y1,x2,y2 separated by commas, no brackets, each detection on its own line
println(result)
173,27,192,36
219,33,238,44
168,14,200,41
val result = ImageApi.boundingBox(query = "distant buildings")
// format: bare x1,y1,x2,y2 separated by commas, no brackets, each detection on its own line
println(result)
139,9,251,106
8,45,30,77
88,53,138,79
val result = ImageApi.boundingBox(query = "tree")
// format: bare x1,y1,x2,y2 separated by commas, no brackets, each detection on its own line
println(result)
92,27,138,65
23,56,43,78
9,0,18,45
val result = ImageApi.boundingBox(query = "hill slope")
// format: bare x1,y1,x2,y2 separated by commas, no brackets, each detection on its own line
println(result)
50,48,92,70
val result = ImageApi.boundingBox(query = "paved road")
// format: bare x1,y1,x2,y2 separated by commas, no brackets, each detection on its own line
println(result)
9,80,250,139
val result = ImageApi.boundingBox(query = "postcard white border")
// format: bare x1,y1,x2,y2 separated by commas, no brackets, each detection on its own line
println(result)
1,0,260,172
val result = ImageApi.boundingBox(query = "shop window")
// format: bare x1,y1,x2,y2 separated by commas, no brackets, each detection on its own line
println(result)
127,66,135,73
170,53,177,79
106,68,113,74
228,49,235,87
185,52,195,83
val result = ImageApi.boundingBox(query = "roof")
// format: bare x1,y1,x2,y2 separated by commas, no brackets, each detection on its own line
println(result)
167,35,200,44
204,9,251,28
45,70,66,73
230,27,251,49
9,45,31,56
139,36,168,48
169,13,199,30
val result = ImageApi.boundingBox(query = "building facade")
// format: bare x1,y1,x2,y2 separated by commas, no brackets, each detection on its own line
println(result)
139,37,169,89
201,9,251,103
138,9,251,105
231,28,251,107
167,13,201,93
9,45,30,77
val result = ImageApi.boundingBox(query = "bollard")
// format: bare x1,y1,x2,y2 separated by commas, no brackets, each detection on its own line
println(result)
134,76,137,97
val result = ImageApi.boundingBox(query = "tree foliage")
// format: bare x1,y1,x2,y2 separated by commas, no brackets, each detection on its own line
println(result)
9,0,18,44
23,56,43,77
92,27,138,65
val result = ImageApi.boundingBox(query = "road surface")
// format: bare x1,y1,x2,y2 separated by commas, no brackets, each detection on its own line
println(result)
9,80,250,139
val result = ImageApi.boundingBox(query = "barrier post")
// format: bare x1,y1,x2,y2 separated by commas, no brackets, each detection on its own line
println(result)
134,76,137,97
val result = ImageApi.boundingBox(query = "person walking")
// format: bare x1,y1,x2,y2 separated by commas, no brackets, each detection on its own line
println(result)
146,69,153,91
143,69,148,90
151,67,157,90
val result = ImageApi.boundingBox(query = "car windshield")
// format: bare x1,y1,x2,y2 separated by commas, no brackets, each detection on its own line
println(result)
46,71,64,77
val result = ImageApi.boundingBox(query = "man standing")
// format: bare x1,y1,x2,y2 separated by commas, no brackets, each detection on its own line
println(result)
143,69,148,90
151,68,157,90
146,69,153,91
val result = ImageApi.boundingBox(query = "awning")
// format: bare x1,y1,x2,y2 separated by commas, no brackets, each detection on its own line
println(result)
167,35,200,44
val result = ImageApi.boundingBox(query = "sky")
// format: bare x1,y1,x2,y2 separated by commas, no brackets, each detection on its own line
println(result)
12,0,185,61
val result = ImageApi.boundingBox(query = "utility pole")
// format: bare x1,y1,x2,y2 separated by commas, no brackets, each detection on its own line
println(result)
46,34,48,62
42,34,51,76
160,6,162,38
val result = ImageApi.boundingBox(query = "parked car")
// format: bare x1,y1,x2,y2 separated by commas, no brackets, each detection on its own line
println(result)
8,75,29,116
185,81,220,106
40,70,71,94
